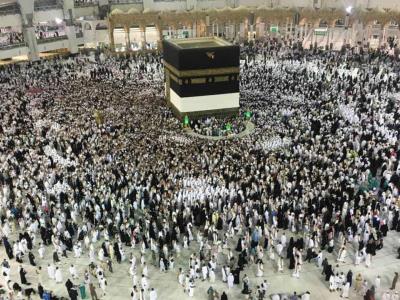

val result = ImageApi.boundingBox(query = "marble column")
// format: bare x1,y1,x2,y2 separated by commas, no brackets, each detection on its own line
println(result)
243,19,249,41
18,0,39,60
299,25,304,41
109,25,115,51
22,25,39,61
65,19,78,54
326,26,330,49
156,25,163,51
140,26,147,50
249,23,254,40
124,25,130,51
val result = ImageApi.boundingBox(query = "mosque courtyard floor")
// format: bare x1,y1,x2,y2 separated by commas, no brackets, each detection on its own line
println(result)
1,229,399,299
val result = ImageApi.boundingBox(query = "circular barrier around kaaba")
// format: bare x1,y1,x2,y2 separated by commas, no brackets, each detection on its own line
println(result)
183,121,255,140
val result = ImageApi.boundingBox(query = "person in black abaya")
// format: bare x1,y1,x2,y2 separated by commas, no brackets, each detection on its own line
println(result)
241,274,250,295
346,270,353,287
66,279,79,300
324,264,333,282
233,267,241,284
65,278,73,292
4,240,13,259
19,266,29,285
101,242,109,258
238,253,247,270
66,278,79,300
24,232,33,251
38,283,44,299
365,239,375,255
28,252,36,266
263,232,269,250
289,252,295,269
216,216,223,230
235,237,243,252
114,242,121,263
53,251,60,263
286,237,294,259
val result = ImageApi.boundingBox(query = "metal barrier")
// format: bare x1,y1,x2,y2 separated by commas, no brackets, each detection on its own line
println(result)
74,0,99,7
0,42,27,50
109,0,144,3
34,0,63,11
153,0,185,2
0,3,20,15
37,36,68,44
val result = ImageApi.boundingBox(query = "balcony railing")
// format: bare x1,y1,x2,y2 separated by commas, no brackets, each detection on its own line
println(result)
0,3,20,15
110,0,144,3
37,35,68,44
0,42,27,50
34,0,63,11
74,0,99,7
153,0,185,2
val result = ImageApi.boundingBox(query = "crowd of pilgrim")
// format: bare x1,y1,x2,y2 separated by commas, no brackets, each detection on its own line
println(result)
0,38,400,299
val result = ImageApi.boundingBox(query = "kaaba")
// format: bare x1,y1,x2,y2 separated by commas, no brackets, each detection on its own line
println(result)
162,37,240,119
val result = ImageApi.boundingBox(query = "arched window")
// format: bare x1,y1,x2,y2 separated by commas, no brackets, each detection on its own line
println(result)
319,20,328,28
335,19,345,27
96,23,108,30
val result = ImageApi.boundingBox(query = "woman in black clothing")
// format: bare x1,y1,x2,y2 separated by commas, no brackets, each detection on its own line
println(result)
286,237,294,259
28,252,36,266
38,283,44,299
114,242,121,263
19,267,29,285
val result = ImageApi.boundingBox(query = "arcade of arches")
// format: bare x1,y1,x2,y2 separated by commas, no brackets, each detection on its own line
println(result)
108,7,400,51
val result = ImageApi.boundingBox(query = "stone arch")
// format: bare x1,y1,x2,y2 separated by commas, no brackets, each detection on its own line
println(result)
333,18,345,27
255,16,263,25
83,23,92,30
299,18,308,26
96,23,108,30
318,19,329,28
368,19,382,28
384,20,399,28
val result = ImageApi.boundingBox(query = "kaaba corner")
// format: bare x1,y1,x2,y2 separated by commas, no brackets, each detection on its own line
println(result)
162,37,240,120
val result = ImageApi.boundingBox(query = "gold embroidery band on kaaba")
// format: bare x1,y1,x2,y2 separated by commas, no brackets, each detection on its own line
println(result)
191,77,206,84
169,75,232,85
169,73,181,84
164,61,239,78
214,75,229,82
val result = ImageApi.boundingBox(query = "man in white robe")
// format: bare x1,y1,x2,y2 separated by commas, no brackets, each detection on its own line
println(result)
55,267,63,283
73,243,82,258
141,274,148,290
317,251,323,268
47,264,55,280
149,288,157,300
221,266,227,282
227,273,234,289
188,280,194,297
69,264,78,279
201,264,208,281
38,243,45,259
341,282,350,298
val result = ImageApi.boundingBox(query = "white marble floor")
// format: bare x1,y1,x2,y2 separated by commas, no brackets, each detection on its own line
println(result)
1,229,400,300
